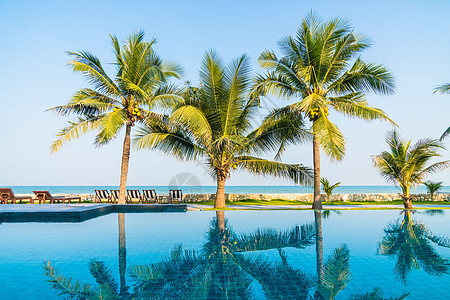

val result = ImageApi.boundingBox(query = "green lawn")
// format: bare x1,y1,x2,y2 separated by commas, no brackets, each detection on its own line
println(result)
198,198,450,206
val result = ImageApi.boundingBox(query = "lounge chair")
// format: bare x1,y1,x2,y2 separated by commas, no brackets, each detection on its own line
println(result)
127,189,142,203
33,191,81,204
110,190,131,203
94,190,111,203
110,190,120,203
169,189,183,203
0,188,32,204
142,189,158,203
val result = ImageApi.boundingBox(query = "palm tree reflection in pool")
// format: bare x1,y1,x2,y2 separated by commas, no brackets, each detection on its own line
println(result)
44,211,408,299
378,210,450,284
44,213,130,298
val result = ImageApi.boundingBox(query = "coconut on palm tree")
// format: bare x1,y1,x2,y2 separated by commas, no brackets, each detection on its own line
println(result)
372,131,450,209
135,50,313,208
254,12,395,209
423,181,443,201
434,83,450,140
48,31,183,204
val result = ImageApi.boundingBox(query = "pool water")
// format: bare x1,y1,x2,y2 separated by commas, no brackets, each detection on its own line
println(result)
1,210,449,299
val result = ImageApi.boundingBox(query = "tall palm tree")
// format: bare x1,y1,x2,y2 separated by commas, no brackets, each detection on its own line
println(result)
48,31,183,204
135,50,313,208
372,131,449,209
378,210,450,284
254,12,395,209
433,83,450,141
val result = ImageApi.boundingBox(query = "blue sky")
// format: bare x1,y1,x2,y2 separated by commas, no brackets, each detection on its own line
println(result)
0,0,449,186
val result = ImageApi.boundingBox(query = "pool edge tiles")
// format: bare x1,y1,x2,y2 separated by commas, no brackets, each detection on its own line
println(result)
0,204,187,223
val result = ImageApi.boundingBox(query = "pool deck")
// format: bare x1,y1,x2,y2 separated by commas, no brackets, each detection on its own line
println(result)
0,204,188,222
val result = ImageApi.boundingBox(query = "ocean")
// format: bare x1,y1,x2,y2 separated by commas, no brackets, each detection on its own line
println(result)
7,185,450,194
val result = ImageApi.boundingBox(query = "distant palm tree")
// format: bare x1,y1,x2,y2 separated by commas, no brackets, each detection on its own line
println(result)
320,178,341,201
255,12,395,209
372,131,449,209
378,210,450,284
423,181,444,201
48,31,183,204
135,50,313,208
434,83,450,141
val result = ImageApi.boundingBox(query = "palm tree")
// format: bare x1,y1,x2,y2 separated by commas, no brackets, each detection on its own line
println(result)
254,12,395,209
320,178,341,201
135,50,313,208
378,210,450,284
423,181,443,201
433,83,450,141
372,131,449,209
48,31,183,204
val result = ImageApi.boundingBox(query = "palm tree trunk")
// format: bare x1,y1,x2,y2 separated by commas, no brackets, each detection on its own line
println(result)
118,123,132,204
314,210,324,300
118,213,127,295
403,187,413,209
312,132,322,209
216,210,225,230
215,176,226,209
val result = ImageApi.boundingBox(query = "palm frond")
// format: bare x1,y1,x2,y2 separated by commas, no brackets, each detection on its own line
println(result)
440,126,450,141
329,93,396,125
248,106,311,157
43,261,95,299
94,110,128,146
433,83,450,94
170,105,213,142
67,50,121,97
50,116,101,153
234,156,313,185
147,84,184,110
134,118,205,161
47,89,120,117
348,287,409,300
329,57,395,95
317,245,351,300
313,115,345,160
234,223,315,252
236,251,313,299
88,259,118,293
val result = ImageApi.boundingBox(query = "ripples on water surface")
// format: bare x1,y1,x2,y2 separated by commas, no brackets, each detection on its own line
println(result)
1,210,450,299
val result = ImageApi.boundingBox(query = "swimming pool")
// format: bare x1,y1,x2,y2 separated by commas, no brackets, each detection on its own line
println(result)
1,210,449,299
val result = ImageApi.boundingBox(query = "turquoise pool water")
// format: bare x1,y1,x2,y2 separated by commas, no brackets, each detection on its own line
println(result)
1,210,450,299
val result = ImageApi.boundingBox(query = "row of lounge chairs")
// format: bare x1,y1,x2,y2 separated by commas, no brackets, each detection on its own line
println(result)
0,188,184,204
94,189,183,204
0,188,81,204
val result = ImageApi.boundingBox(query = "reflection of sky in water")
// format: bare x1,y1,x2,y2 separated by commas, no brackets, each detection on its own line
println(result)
1,210,449,299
